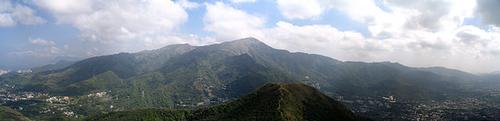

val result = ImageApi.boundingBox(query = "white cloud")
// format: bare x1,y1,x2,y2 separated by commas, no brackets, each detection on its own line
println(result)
263,21,388,60
30,38,56,46
11,5,47,25
317,0,406,38
230,0,256,4
0,14,16,26
35,0,188,43
276,0,322,20
201,0,500,73
316,0,476,38
282,0,500,73
203,2,265,40
178,0,200,9
24,38,62,57
384,0,452,31
34,0,199,54
263,21,500,73
0,0,46,27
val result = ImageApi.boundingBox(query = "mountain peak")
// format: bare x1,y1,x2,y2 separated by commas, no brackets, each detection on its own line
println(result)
198,37,271,56
235,37,261,42
222,37,267,47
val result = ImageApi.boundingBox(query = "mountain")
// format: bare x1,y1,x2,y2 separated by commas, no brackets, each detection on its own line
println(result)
1,37,481,103
0,37,493,120
85,83,367,121
61,43,196,83
0,106,31,121
417,67,480,82
0,44,196,95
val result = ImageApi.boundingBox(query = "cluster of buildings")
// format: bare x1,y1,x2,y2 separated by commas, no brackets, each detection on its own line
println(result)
0,84,81,118
46,96,71,104
87,91,108,98
338,95,500,121
0,69,34,76
0,85,47,103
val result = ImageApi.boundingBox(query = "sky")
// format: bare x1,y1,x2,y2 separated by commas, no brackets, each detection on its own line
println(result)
0,0,500,73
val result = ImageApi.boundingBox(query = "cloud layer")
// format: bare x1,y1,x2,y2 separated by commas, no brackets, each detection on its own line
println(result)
36,0,188,41
276,0,322,20
34,0,193,53
0,0,46,27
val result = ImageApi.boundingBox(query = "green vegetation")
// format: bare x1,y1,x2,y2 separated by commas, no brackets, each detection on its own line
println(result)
86,109,191,121
85,83,365,121
0,106,31,121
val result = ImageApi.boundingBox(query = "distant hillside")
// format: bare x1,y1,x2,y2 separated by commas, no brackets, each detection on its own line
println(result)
85,83,367,121
0,106,31,121
31,60,75,73
477,73,500,89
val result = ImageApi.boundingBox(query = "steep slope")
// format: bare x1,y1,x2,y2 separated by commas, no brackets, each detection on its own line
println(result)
85,83,364,121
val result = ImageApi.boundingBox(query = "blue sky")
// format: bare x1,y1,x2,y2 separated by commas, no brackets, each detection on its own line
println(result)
0,0,500,73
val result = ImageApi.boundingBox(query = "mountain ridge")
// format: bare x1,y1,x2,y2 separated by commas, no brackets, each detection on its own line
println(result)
1,37,484,99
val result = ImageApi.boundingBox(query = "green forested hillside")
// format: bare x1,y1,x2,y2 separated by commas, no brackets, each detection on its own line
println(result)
0,106,31,121
0,44,196,95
